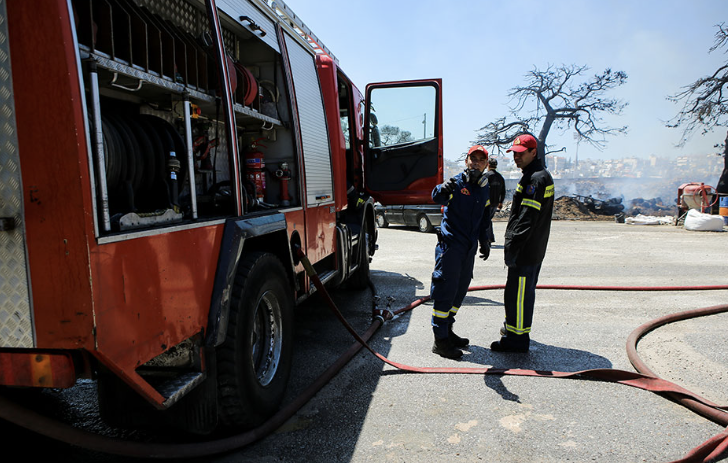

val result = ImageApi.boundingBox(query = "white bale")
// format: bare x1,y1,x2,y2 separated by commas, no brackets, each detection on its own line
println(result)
684,209,725,232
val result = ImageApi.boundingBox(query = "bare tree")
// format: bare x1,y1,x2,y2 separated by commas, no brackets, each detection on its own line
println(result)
667,23,728,147
380,125,414,146
473,64,628,160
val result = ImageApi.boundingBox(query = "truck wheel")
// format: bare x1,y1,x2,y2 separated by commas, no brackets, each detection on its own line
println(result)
417,214,433,233
347,224,371,289
376,212,388,228
217,252,294,429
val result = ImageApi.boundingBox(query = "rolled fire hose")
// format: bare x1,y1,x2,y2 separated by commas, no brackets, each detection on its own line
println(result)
0,250,726,462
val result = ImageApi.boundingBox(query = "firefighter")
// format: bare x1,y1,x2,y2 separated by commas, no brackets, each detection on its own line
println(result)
430,145,492,359
492,134,554,353
483,157,506,243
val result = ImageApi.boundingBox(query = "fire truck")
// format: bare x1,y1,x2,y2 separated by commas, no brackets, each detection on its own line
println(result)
0,0,442,433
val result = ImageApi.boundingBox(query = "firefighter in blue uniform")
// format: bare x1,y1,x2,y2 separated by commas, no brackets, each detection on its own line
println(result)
430,145,491,359
492,134,554,353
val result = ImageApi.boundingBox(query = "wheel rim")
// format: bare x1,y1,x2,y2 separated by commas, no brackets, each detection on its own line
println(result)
419,216,428,231
376,214,384,227
251,290,283,387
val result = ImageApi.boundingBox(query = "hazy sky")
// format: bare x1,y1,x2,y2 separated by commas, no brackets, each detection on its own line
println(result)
287,0,727,162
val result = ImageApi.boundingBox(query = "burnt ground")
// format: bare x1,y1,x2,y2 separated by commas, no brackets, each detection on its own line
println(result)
494,196,677,222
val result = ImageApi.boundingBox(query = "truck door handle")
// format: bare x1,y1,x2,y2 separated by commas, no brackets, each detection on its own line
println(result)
239,16,267,37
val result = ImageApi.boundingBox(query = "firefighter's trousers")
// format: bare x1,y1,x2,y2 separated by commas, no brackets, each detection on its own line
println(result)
485,206,497,243
503,263,542,340
430,238,477,340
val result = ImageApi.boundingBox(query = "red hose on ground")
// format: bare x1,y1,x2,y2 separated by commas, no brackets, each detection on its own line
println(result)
311,269,728,463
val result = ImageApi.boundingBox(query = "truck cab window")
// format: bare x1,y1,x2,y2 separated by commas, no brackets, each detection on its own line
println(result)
367,85,436,148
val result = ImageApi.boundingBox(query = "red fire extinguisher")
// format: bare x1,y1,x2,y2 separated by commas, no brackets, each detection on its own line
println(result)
245,137,267,200
276,162,292,206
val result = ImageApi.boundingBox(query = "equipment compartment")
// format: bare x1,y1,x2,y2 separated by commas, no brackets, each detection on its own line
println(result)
73,0,300,237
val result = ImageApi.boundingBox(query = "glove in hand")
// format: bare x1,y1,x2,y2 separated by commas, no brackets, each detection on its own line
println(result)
441,178,457,194
479,245,490,261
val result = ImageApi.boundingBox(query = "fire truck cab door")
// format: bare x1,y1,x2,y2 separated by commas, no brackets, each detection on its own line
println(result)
363,79,443,205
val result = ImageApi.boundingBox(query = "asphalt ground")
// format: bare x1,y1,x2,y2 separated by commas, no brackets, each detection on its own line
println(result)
1,220,727,462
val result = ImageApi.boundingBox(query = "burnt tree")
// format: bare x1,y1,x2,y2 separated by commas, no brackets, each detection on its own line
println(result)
668,23,728,146
667,23,728,193
473,64,628,161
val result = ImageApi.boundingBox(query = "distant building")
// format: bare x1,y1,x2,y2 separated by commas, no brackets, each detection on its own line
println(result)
440,150,721,195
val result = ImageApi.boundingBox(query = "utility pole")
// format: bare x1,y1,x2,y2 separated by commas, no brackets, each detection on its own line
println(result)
573,132,581,178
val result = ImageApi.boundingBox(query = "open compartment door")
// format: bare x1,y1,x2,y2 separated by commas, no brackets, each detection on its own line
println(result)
363,79,443,205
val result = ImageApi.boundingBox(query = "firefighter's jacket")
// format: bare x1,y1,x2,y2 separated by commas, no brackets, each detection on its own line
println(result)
432,171,491,250
504,159,554,266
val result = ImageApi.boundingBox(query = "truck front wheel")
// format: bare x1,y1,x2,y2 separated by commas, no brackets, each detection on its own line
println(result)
217,252,294,429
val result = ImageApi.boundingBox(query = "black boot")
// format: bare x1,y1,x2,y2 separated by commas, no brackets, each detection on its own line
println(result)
448,326,469,348
432,338,463,359
490,334,529,353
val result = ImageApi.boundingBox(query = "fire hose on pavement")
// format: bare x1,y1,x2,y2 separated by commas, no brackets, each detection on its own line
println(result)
0,248,726,462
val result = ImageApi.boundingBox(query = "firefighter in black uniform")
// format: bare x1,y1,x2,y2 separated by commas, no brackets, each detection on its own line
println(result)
483,157,506,243
491,134,554,353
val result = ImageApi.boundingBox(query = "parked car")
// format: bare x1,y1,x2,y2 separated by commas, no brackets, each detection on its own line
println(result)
375,203,443,233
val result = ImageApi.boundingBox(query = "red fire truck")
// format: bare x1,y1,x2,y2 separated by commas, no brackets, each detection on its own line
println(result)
0,0,442,433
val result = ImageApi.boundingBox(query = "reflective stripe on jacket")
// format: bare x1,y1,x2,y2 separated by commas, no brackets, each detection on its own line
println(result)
504,160,554,265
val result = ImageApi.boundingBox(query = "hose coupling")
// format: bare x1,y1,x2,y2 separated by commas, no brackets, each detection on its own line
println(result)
372,296,394,323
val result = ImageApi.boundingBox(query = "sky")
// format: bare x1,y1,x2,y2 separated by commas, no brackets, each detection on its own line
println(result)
287,0,728,162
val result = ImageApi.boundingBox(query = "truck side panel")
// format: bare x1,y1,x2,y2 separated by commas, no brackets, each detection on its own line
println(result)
91,225,223,373
7,0,96,350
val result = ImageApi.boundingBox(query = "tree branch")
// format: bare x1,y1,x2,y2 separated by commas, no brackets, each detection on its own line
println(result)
474,64,628,157
667,22,728,146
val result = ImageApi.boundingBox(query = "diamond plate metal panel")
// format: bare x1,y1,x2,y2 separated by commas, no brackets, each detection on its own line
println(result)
138,0,233,48
0,0,34,348
139,0,205,35
135,0,237,74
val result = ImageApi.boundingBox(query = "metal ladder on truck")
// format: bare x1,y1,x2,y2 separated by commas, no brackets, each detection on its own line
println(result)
254,0,338,63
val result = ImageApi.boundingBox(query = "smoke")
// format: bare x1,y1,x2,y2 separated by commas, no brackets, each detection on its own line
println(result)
505,176,721,206
451,154,723,207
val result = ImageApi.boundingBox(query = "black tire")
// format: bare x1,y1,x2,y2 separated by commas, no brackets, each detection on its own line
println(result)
417,214,433,233
376,212,388,228
346,222,371,290
217,252,294,429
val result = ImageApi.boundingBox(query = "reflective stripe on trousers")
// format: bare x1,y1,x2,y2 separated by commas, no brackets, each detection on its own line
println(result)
430,240,477,339
504,263,542,335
